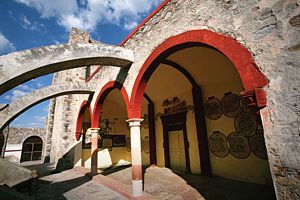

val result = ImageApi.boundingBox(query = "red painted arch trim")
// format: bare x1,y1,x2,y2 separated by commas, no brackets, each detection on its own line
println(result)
75,100,92,141
91,81,130,128
120,0,171,46
129,30,268,118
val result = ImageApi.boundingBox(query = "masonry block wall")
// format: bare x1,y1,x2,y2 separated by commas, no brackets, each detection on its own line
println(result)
120,1,299,199
48,28,92,163
47,1,300,199
2,127,46,163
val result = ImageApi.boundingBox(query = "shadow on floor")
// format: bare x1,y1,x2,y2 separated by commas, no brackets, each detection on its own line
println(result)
31,175,91,200
176,172,276,200
100,164,132,176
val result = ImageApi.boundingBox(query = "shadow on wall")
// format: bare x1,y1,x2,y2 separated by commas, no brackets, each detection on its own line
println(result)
55,143,78,172
0,133,4,157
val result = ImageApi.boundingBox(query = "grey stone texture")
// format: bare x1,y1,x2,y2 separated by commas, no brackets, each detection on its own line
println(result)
0,82,95,131
3,127,46,145
118,1,300,199
0,158,37,187
46,1,299,199
0,36,134,94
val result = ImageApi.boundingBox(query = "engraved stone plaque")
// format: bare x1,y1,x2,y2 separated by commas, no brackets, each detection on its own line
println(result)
228,132,251,159
209,131,229,157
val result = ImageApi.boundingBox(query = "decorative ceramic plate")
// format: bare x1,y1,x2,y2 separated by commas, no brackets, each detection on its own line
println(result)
209,131,229,158
227,132,251,159
221,92,242,118
249,130,268,160
234,112,257,136
204,96,222,120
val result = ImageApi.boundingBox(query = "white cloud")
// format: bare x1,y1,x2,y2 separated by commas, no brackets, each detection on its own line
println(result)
0,32,16,55
15,0,163,32
4,95,11,100
19,14,45,32
34,115,46,123
3,89,28,102
124,21,138,30
11,89,28,101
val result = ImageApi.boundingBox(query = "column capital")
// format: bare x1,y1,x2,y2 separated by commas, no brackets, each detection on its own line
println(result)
126,118,144,127
87,128,100,138
88,128,100,132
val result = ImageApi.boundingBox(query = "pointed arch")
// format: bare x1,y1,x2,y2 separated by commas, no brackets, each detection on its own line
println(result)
91,81,130,128
75,100,92,141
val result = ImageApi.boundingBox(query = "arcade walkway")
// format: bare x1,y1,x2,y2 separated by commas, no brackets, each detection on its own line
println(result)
0,164,276,199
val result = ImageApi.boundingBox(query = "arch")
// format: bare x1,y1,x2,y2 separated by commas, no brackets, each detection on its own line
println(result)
161,59,198,87
0,43,134,94
0,83,95,132
75,100,92,141
91,81,130,128
20,136,43,162
129,30,268,118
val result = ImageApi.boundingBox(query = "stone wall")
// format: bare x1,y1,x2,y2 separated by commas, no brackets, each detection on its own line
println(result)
47,1,300,199
119,1,299,199
3,127,46,145
48,28,93,163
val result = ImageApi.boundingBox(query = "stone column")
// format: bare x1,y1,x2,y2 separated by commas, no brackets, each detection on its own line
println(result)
127,118,143,196
88,128,100,174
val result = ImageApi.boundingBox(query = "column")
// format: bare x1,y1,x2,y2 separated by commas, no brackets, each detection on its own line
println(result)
89,128,100,174
127,118,143,196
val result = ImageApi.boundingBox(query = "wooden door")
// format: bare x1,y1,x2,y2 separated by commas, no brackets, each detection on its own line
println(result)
169,130,186,171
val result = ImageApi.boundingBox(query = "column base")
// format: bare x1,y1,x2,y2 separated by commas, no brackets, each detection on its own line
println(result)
132,179,143,196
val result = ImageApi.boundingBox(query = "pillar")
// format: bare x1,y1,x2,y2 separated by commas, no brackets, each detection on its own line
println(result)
89,128,100,174
127,118,143,196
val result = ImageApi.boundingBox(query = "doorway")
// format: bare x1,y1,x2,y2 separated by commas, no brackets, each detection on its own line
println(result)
161,110,191,173
169,130,186,171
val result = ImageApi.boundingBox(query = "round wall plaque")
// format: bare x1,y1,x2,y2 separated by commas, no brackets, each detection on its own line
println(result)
234,112,257,136
227,132,251,159
209,131,229,158
221,93,242,118
249,131,268,160
204,97,222,120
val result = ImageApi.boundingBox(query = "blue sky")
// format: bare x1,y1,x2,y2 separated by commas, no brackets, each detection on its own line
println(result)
0,0,162,128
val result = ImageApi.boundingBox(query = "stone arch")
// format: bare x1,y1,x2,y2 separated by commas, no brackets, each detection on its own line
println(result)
91,81,130,128
129,29,269,118
75,100,92,141
0,43,134,94
0,83,94,132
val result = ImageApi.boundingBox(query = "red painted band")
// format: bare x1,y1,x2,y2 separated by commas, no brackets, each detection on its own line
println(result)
75,100,92,141
120,0,171,46
132,164,142,180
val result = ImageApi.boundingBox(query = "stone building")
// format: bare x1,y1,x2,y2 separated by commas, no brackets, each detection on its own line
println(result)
1,127,46,164
0,0,299,199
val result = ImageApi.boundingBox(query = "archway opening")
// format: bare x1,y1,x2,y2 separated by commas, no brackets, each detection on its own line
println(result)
79,104,92,168
131,30,275,199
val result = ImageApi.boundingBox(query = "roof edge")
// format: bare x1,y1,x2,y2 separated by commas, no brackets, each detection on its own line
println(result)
119,0,171,46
